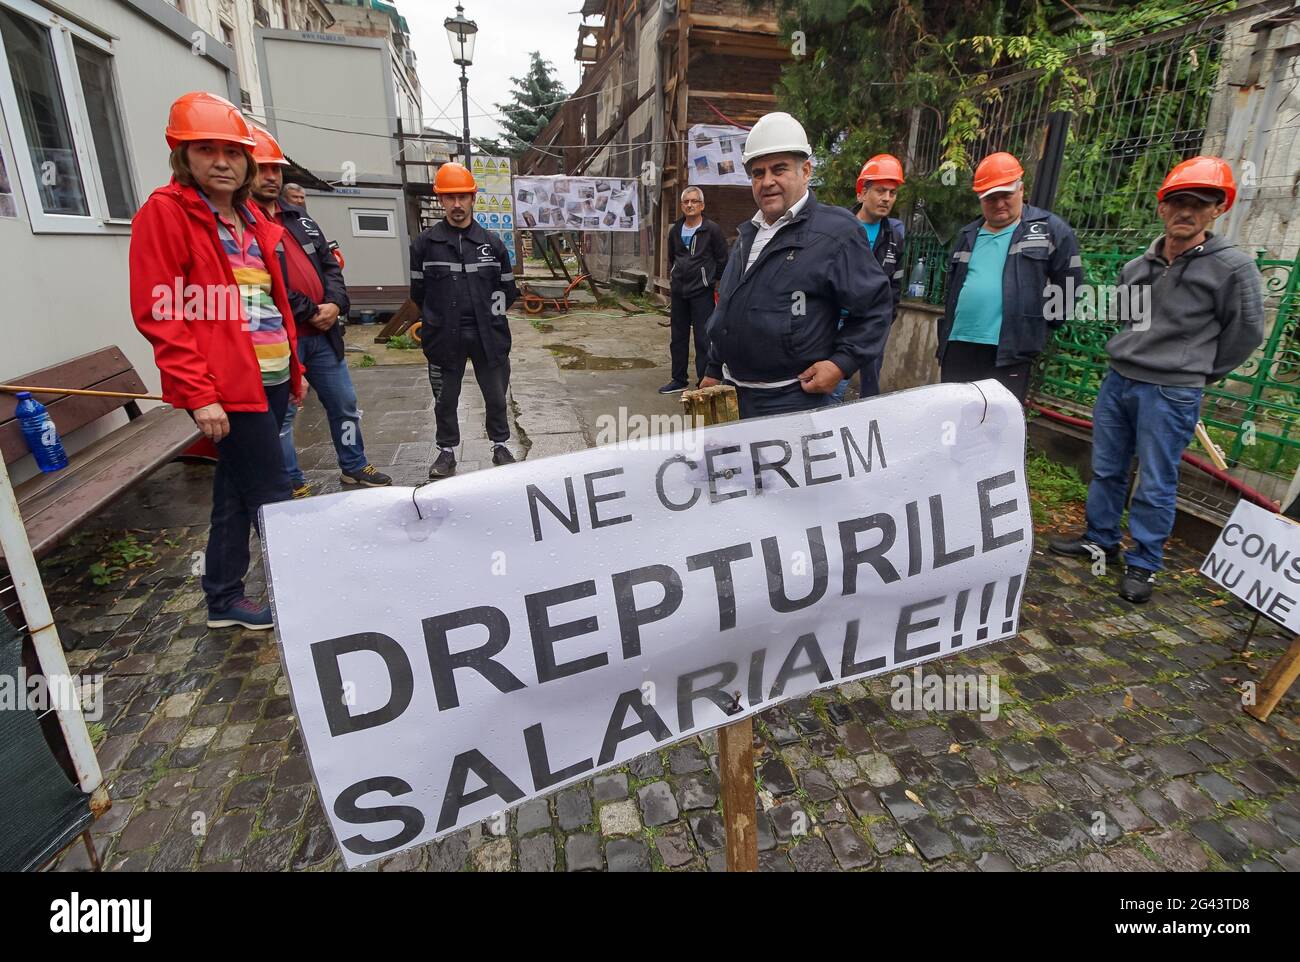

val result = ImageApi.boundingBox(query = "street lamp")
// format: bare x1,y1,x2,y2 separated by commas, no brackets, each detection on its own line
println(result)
444,3,478,164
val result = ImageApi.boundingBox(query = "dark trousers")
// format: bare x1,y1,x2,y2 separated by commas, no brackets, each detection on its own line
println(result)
670,290,714,385
940,340,1031,404
202,382,291,611
435,327,511,448
735,381,831,420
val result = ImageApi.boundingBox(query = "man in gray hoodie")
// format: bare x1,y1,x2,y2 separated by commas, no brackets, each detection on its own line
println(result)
1051,157,1264,603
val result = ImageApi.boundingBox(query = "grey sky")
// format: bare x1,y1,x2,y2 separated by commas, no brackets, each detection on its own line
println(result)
403,1,593,143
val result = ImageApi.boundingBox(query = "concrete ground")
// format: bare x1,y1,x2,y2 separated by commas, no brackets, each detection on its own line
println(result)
36,308,1300,872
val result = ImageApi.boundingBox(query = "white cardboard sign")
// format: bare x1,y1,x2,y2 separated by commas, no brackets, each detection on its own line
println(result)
262,382,1032,867
1200,499,1300,632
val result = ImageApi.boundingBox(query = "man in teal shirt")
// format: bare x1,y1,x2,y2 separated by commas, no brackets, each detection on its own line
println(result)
939,152,1083,402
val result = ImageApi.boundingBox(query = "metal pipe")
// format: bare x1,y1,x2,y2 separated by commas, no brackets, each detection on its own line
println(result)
0,456,103,795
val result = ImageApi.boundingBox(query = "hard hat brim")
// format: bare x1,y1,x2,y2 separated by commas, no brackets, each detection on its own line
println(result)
977,183,1019,199
167,130,257,149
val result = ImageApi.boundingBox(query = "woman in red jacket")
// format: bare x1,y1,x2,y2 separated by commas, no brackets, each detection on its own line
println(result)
130,91,305,630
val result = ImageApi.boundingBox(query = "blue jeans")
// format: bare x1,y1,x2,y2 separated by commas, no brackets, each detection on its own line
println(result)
204,382,291,611
1084,370,1202,573
279,335,369,485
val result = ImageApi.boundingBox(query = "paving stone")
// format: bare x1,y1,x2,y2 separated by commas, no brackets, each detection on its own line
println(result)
593,773,628,802
1146,743,1204,777
668,744,708,774
789,837,839,871
564,833,602,872
1193,772,1245,805
201,812,254,863
997,740,1044,773
1189,821,1250,863
225,776,270,811
1161,779,1217,820
1224,817,1291,852
117,809,173,851
654,826,695,868
857,752,901,787
902,815,955,860
769,800,808,842
675,774,719,811
242,829,298,872
800,767,839,803
556,787,592,831
825,824,873,868
515,798,551,836
759,758,796,795
599,799,642,837
1146,830,1212,872
845,783,884,819
1107,796,1157,834
877,783,926,823
606,837,651,872
636,781,679,826
689,812,726,851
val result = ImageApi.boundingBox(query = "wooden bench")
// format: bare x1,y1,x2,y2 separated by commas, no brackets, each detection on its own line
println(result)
0,347,199,562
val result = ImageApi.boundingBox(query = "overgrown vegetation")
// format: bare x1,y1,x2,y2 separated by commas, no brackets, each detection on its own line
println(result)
88,534,155,586
358,353,376,368
385,334,418,351
1025,451,1089,526
769,0,1218,244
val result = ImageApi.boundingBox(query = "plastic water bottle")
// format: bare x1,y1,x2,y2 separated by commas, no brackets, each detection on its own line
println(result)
907,258,926,298
14,392,68,472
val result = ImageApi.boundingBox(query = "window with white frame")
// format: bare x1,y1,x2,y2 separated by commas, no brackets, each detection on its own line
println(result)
350,208,394,237
0,0,138,231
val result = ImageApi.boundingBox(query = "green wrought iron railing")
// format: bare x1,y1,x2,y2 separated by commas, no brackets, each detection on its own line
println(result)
1035,250,1300,479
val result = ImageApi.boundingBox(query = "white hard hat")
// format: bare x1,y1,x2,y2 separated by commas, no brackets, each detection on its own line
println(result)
742,112,813,165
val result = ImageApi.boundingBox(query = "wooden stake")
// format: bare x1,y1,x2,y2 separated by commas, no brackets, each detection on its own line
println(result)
1195,421,1228,471
0,383,163,402
681,383,758,871
1244,633,1300,723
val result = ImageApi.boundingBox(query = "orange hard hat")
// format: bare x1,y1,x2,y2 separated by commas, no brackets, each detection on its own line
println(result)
972,152,1024,198
250,125,290,166
856,154,905,194
1158,156,1235,210
165,91,256,150
435,162,477,194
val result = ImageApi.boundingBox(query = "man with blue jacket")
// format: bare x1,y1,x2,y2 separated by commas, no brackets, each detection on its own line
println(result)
699,112,893,419
939,152,1084,403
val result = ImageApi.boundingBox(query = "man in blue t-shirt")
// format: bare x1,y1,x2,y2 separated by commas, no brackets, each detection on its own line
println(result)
938,152,1083,403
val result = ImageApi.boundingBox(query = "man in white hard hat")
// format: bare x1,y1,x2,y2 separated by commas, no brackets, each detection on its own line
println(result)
699,112,893,418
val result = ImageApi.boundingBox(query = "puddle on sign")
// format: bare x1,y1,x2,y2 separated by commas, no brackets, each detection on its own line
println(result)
544,343,655,371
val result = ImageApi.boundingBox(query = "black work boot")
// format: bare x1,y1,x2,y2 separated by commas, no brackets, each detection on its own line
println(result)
1118,568,1156,604
428,447,456,479
1049,534,1119,561
491,444,516,466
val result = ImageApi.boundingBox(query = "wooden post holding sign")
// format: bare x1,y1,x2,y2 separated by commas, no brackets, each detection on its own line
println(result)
1200,500,1300,722
681,384,758,872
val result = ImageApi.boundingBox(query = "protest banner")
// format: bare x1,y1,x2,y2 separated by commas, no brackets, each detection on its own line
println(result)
261,381,1032,868
1201,500,1300,721
513,175,640,232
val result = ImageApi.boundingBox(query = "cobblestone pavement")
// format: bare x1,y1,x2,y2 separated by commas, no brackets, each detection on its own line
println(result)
41,313,1300,872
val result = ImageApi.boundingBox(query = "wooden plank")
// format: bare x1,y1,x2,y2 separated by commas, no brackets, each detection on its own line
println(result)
1244,633,1300,722
690,90,778,103
3,407,199,561
2,371,146,465
678,382,756,872
685,13,781,35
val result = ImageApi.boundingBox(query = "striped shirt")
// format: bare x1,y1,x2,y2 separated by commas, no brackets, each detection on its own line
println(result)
203,195,290,386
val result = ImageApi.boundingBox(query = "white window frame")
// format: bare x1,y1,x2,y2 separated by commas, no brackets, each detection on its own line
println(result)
350,207,395,238
0,0,138,234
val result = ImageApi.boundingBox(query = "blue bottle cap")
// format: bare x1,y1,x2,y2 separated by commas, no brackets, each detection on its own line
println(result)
15,391,31,399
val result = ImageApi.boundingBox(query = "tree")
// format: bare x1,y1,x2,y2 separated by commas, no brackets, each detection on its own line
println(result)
485,51,568,157
770,0,1197,240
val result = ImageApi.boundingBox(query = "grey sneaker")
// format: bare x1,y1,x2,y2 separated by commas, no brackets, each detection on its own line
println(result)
429,448,456,479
